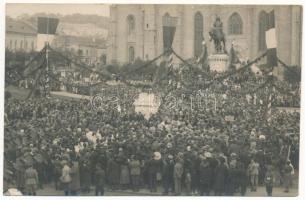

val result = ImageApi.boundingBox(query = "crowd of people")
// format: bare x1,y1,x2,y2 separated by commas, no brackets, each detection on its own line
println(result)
4,67,300,196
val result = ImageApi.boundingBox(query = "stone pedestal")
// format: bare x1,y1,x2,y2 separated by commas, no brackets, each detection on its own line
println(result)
208,54,229,72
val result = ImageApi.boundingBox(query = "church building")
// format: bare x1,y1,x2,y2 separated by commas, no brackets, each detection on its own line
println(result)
107,5,302,68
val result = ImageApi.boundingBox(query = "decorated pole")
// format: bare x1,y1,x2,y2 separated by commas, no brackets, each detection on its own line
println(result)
37,16,59,97
265,10,277,122
45,42,50,97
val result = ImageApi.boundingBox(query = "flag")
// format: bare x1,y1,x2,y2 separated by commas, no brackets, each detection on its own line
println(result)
228,42,239,69
266,82,275,123
197,40,208,69
162,15,177,51
166,53,174,68
265,10,277,67
37,17,59,51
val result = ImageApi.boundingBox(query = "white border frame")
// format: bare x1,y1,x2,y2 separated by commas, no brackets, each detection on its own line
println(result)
1,1,304,200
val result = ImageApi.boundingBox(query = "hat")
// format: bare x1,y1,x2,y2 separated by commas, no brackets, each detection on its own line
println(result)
153,152,161,160
204,152,212,158
61,160,68,165
230,153,237,158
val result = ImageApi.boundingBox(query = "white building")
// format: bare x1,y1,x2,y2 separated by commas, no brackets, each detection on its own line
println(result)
5,18,37,52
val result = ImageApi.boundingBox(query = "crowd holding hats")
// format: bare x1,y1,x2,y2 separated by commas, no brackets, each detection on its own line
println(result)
4,68,300,196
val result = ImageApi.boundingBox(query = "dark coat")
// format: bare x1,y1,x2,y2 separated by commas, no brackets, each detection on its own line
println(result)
95,168,106,187
214,163,228,192
226,167,239,195
120,164,130,184
70,162,81,191
80,161,91,187
199,162,213,187
129,160,141,176
107,159,120,184
162,160,174,182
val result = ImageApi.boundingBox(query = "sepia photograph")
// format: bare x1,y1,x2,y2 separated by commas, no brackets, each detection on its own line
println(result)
2,1,303,197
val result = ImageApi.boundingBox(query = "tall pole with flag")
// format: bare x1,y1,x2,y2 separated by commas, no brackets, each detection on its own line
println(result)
265,10,277,122
46,17,50,97
153,14,177,84
162,14,177,68
37,16,59,97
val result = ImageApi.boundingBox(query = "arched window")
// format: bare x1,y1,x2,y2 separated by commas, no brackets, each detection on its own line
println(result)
127,15,135,35
258,11,268,51
228,12,243,35
163,12,171,23
194,11,204,57
20,41,23,49
128,46,135,63
9,40,12,49
15,40,17,50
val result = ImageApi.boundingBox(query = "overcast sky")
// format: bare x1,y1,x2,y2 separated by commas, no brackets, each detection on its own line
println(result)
6,4,110,18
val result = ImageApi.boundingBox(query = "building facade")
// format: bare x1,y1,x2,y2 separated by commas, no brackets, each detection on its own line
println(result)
5,18,37,52
53,35,107,66
107,5,302,68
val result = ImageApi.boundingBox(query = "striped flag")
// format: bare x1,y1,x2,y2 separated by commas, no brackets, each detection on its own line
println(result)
197,40,208,69
37,17,59,51
266,79,275,123
166,53,174,68
265,10,278,67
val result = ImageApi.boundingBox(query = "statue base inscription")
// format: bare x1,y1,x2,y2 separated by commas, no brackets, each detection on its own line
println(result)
208,54,229,72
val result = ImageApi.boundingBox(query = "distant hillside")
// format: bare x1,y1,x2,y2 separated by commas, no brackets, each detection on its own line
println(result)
13,13,109,38
15,13,109,29
57,22,108,38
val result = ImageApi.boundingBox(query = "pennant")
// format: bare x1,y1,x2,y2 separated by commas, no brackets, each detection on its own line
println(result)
265,10,277,67
37,17,59,51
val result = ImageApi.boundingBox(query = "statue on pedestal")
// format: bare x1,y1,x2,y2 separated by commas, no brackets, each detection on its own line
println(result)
209,16,227,54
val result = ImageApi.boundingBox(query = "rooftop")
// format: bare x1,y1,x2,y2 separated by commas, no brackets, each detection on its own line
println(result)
6,17,37,35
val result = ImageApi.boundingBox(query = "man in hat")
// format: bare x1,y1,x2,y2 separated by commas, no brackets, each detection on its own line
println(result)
162,154,174,195
147,154,161,193
282,160,294,193
265,165,274,196
248,159,259,192
60,160,72,196
199,156,213,196
70,160,81,195
129,155,141,192
24,164,39,195
173,159,184,195
15,153,26,193
94,164,106,196
214,157,228,196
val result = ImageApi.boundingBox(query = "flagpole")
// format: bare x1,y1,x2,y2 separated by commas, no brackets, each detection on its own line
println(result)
46,16,50,97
